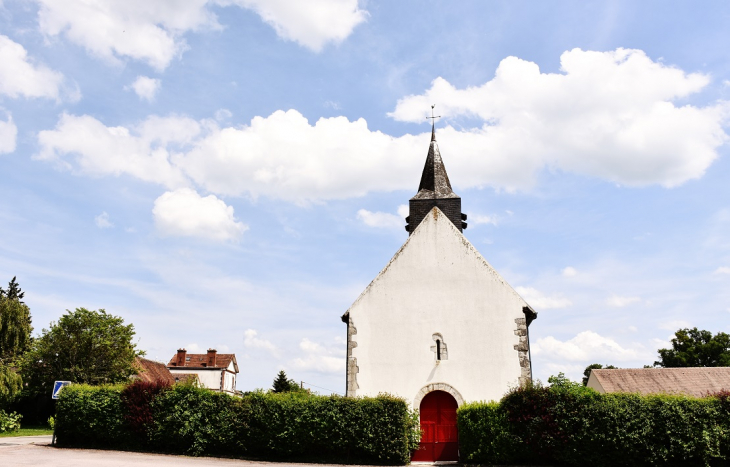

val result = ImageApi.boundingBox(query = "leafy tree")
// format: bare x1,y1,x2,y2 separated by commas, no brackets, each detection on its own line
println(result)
0,277,25,303
0,295,32,363
271,370,304,393
19,308,143,395
655,327,730,367
582,363,617,386
0,290,32,407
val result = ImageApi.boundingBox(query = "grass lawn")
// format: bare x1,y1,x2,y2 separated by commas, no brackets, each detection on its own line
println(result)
0,426,53,437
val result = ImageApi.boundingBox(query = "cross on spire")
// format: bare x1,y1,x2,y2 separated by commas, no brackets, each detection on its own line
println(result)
427,104,441,141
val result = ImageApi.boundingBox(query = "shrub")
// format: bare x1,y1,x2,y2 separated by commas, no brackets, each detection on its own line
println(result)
0,409,21,432
457,401,521,464
120,380,171,441
54,384,131,448
55,383,419,465
460,380,730,467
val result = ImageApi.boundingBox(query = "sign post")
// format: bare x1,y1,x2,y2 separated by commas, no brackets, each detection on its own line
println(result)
51,381,71,445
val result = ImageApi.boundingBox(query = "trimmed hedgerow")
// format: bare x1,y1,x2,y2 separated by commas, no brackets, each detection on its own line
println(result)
459,380,730,467
55,383,419,465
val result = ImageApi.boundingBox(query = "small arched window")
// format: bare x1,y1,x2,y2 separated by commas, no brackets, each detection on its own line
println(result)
431,333,448,361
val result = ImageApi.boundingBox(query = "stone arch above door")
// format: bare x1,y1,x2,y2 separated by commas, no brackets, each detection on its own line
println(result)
413,383,465,408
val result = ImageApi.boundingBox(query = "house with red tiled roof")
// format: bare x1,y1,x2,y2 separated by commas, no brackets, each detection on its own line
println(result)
167,348,239,394
133,357,176,385
586,367,730,397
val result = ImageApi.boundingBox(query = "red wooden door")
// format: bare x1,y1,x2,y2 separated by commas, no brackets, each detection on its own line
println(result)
412,390,459,462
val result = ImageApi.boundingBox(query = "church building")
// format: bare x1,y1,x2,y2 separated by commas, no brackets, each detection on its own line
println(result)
341,122,537,462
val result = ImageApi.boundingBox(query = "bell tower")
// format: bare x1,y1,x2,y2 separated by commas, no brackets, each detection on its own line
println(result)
405,114,467,234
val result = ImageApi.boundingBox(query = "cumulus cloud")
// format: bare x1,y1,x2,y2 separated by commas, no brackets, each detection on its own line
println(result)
35,0,366,69
36,0,221,70
0,34,64,99
606,294,641,307
37,113,194,188
532,331,642,362
357,206,407,229
0,113,17,154
714,266,730,274
94,211,113,228
562,266,577,277
515,286,572,310
153,188,247,241
290,337,345,374
243,329,277,355
34,49,730,203
390,48,729,189
230,0,367,51
128,76,161,101
658,319,691,331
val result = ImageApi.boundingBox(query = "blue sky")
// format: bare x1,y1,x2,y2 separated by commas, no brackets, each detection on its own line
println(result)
1,0,730,395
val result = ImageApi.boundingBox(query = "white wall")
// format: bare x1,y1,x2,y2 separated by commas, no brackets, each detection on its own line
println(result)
347,208,531,405
169,368,221,390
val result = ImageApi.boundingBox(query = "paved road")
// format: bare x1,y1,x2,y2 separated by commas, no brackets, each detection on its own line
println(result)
0,440,396,467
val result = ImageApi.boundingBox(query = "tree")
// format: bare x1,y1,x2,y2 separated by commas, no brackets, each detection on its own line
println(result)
271,370,303,393
655,327,730,367
19,308,143,395
0,277,25,303
582,363,617,386
0,290,32,407
0,295,32,363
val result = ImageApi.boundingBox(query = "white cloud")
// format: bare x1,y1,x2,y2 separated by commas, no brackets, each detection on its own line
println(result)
94,211,113,228
471,214,497,225
397,204,409,218
628,326,638,332
36,0,221,70
515,286,572,309
0,113,17,154
214,109,232,122
659,319,691,331
153,188,247,241
357,208,403,229
290,337,345,374
243,329,278,356
128,76,160,101
389,48,729,189
37,46,730,204
35,0,366,70
606,294,641,307
562,266,577,277
714,266,730,274
37,113,195,188
532,331,641,362
229,0,367,51
0,34,64,99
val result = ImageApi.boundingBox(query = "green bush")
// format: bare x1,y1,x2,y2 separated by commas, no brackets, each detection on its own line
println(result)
0,409,21,432
459,381,730,467
457,401,521,464
55,383,419,465
55,384,131,448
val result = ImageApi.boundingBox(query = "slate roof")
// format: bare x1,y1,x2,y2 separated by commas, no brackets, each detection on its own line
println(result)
133,357,175,385
411,125,459,200
167,353,239,372
589,367,730,397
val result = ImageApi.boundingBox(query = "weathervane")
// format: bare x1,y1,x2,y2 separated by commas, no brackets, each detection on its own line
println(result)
427,104,441,140
427,104,441,125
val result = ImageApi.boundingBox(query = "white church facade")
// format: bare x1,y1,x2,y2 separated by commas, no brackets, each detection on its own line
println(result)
341,124,537,461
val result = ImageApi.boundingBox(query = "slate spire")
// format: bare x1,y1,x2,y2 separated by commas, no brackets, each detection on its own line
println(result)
405,116,467,234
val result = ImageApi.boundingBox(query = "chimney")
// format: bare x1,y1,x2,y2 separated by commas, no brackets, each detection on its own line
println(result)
176,348,187,367
207,348,217,367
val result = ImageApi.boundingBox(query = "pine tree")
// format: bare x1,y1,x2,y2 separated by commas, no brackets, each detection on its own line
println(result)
272,370,291,393
0,277,25,303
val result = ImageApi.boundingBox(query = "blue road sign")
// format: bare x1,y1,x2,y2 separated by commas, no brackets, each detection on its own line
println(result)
52,381,71,399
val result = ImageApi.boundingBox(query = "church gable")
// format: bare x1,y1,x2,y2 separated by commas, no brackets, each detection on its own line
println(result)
344,206,535,402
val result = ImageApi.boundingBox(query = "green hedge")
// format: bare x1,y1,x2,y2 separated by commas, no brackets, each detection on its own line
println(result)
458,383,730,467
55,384,419,464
